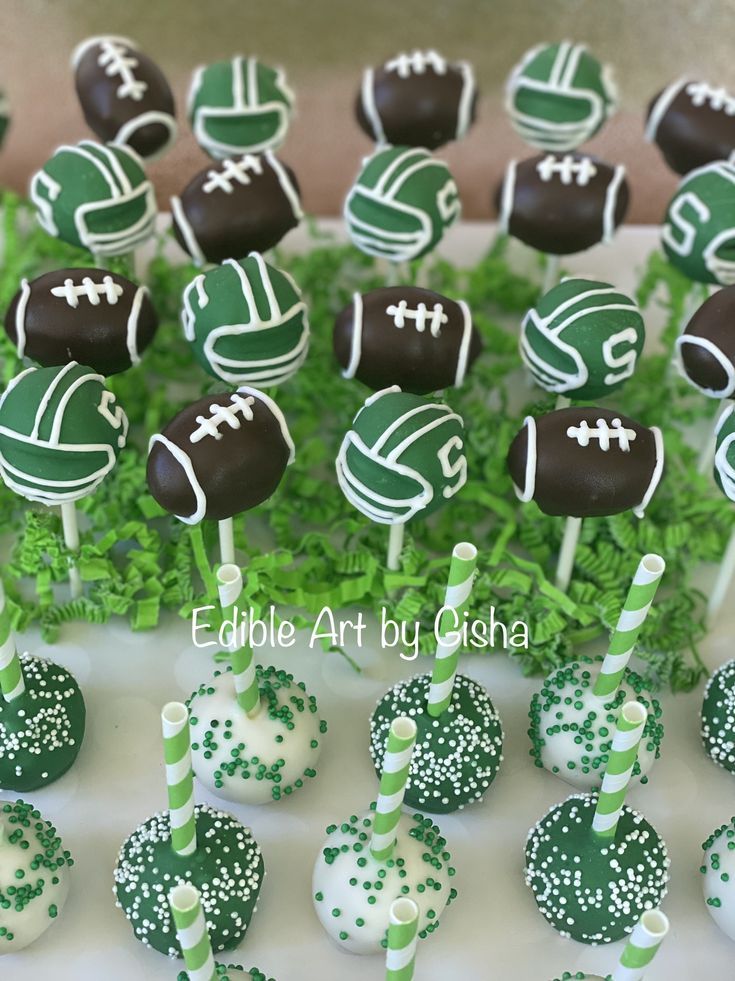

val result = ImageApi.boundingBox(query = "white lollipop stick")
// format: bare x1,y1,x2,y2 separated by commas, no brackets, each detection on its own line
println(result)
555,394,571,410
387,523,405,571
709,526,735,623
218,517,235,565
542,254,560,295
60,501,83,599
555,516,582,592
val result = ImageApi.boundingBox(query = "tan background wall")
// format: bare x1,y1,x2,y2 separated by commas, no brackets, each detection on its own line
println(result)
1,0,734,223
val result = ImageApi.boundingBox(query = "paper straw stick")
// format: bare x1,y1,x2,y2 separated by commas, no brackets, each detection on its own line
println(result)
218,517,235,565
698,399,727,476
386,897,419,981
593,554,666,698
162,701,197,856
60,501,83,599
612,909,669,981
708,526,735,623
592,701,647,839
387,523,405,571
541,254,560,295
0,582,24,702
371,716,417,861
427,542,478,717
169,884,217,981
555,516,582,592
217,564,260,718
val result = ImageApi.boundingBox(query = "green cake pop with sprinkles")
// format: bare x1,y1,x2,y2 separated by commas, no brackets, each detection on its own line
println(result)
701,659,735,774
701,816,735,941
0,799,73,953
313,717,457,954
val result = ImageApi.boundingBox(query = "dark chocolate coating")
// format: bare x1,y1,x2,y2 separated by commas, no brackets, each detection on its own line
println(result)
74,39,175,159
507,406,661,518
147,392,291,521
171,155,300,264
355,62,477,149
333,285,481,394
680,283,735,396
494,153,629,255
647,81,735,177
4,267,158,375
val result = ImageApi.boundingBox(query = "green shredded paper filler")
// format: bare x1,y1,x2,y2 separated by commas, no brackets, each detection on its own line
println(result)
0,193,728,692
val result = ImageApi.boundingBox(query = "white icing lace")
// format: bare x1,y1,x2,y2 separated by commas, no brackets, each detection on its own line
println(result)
50,275,123,307
190,395,255,443
202,155,264,194
536,154,598,186
386,300,448,336
97,40,147,101
686,82,735,115
566,418,636,451
385,50,447,78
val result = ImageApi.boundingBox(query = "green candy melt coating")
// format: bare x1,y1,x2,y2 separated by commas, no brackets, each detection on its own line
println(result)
177,966,274,981
701,816,735,941
336,387,466,525
0,654,86,792
181,254,309,387
369,673,503,813
188,664,326,805
506,42,616,151
521,278,645,400
113,803,264,956
662,161,735,286
188,57,293,159
0,362,128,506
525,793,669,945
528,658,664,790
701,658,735,773
29,140,156,256
0,799,73,952
344,145,460,263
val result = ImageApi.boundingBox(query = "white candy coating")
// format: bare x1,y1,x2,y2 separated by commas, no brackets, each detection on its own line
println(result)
702,817,735,942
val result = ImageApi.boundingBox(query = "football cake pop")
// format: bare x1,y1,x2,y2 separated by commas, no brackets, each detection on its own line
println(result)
496,153,629,256
171,152,302,265
312,717,457,954
188,56,294,159
505,41,617,151
356,50,477,149
29,140,157,257
554,909,669,981
181,255,309,387
114,702,264,956
0,799,73,953
646,79,735,176
662,160,735,286
5,268,158,376
72,35,177,161
676,284,735,399
525,702,670,945
701,658,735,773
701,816,735,941
333,286,480,395
344,145,461,263
520,278,645,400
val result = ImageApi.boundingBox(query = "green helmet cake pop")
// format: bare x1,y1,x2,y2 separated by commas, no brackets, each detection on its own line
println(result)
182,254,309,387
336,386,467,525
662,161,735,285
521,278,646,399
0,362,128,506
344,145,461,263
505,41,617,151
188,56,294,159
29,140,157,256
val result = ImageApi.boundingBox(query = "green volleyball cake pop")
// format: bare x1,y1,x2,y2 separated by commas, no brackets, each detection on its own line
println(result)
0,799,73,953
701,659,735,774
701,816,735,941
188,56,294,159
505,42,617,151
344,145,461,263
181,254,309,387
29,140,157,256
662,161,735,285
521,278,645,400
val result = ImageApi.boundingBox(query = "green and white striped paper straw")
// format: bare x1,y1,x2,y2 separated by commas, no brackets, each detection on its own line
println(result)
593,554,665,699
386,897,419,981
427,542,478,717
169,883,217,981
0,581,24,702
217,564,260,718
612,909,669,981
371,716,418,861
592,701,647,839
162,701,197,857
